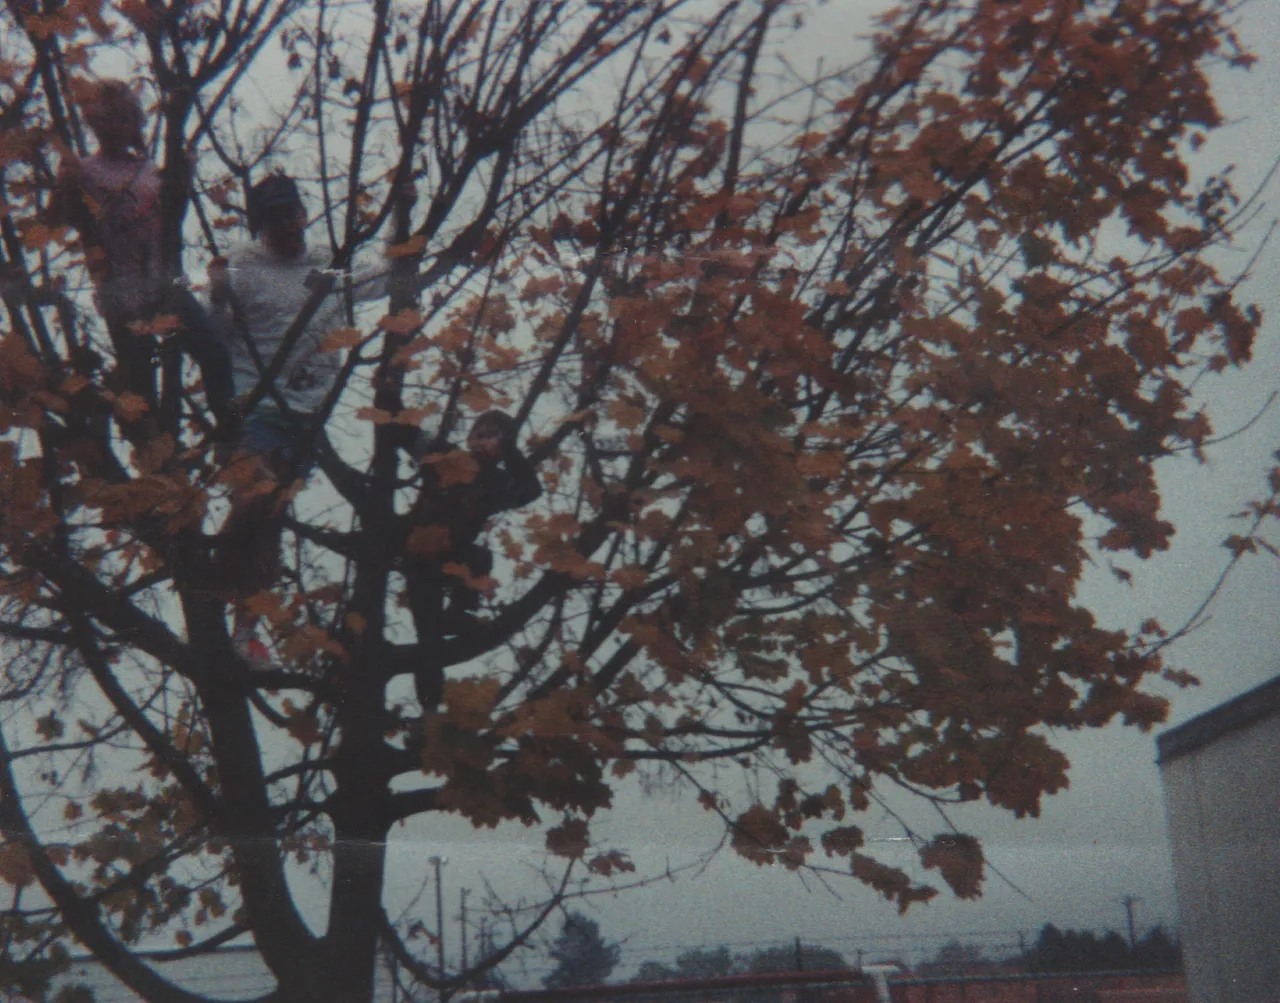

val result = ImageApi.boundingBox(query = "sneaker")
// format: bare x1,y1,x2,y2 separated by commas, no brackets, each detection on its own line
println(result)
232,622,275,671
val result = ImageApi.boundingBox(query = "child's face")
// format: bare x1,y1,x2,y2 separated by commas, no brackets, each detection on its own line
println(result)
468,424,504,458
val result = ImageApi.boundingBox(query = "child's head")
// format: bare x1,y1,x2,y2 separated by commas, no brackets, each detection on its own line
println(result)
248,174,306,257
82,79,146,155
468,411,514,458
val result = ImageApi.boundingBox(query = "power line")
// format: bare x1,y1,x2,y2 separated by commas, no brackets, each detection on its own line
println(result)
622,930,1039,954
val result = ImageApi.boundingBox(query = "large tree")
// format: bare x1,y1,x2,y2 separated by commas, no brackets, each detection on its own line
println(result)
0,1,1261,1002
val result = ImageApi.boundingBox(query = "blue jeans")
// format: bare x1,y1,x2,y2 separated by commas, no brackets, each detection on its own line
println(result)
218,405,313,596
240,405,313,468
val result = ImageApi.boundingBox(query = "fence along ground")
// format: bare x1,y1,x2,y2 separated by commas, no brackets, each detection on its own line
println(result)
465,968,1185,1003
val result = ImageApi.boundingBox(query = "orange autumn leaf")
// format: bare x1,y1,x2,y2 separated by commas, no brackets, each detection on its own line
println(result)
20,223,68,250
545,818,589,859
407,524,452,556
607,399,645,430
379,309,424,335
285,711,322,746
610,565,648,590
441,561,496,593
320,327,363,352
587,849,636,876
796,450,843,480
0,845,34,888
422,449,479,487
459,381,494,413
731,804,789,867
443,677,501,730
920,833,985,901
280,625,347,664
112,393,149,422
242,591,291,626
387,234,427,259
519,274,563,303
391,407,432,427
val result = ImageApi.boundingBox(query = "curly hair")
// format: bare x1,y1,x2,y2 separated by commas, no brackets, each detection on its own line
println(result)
82,79,146,153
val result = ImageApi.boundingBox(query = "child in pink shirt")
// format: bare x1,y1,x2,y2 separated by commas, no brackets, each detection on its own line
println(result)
46,79,234,428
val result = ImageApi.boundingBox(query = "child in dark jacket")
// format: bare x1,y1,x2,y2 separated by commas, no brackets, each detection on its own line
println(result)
405,411,542,633
403,410,541,707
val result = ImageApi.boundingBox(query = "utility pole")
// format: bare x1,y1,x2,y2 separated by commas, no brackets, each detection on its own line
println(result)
430,855,448,989
460,887,469,971
795,936,803,972
1121,895,1141,952
387,936,399,1003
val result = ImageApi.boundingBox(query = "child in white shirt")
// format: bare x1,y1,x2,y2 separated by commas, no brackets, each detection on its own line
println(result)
209,173,389,667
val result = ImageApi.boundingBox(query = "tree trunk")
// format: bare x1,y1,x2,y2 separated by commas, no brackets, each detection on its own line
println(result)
322,650,393,1003
324,822,390,1003
190,595,319,990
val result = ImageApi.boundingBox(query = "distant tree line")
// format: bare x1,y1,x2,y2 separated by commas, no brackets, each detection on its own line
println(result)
1019,924,1182,973
541,915,849,994
543,917,1179,992
919,924,1182,976
633,943,849,983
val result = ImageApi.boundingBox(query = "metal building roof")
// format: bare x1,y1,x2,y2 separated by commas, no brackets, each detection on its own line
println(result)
1156,673,1280,765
